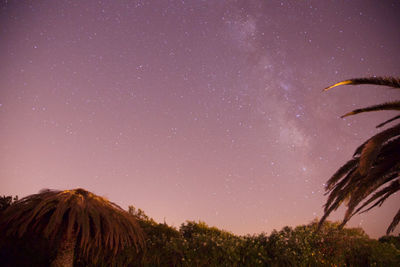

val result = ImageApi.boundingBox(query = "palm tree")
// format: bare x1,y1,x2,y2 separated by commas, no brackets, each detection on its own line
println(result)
0,188,144,266
319,77,400,235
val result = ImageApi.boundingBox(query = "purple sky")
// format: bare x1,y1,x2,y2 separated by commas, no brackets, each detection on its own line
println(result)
1,0,399,238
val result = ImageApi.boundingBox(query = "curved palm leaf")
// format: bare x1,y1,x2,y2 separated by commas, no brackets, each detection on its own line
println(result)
356,179,400,215
358,124,400,175
376,115,400,128
341,101,400,118
323,76,400,91
325,158,358,191
319,76,400,235
387,209,400,234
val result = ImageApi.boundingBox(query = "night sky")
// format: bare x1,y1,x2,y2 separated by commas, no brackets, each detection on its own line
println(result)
1,0,400,238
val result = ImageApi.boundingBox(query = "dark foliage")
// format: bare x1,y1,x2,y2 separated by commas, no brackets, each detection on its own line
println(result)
0,189,144,266
2,191,399,266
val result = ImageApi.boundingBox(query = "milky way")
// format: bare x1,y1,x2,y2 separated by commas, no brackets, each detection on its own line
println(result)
1,0,400,237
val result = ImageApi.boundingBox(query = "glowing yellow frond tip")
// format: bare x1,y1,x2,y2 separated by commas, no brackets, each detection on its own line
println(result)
323,80,353,91
340,111,355,118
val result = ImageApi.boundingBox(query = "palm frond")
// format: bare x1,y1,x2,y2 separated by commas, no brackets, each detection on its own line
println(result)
376,115,400,128
341,101,400,118
353,139,370,157
341,167,399,226
357,178,400,215
325,158,358,191
324,77,400,91
387,208,400,234
358,123,400,175
322,169,362,222
337,141,400,226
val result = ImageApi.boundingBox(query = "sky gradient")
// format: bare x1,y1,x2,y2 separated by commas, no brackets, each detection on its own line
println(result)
1,0,400,238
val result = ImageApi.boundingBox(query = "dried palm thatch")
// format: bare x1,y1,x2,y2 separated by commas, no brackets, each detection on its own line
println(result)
319,77,400,235
0,188,144,266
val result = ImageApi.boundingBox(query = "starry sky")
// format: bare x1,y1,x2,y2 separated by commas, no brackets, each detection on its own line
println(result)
1,0,400,238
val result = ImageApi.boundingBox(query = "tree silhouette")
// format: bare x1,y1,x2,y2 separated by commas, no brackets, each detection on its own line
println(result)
0,188,144,266
319,77,400,235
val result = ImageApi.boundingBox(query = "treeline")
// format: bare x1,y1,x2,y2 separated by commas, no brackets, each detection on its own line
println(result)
120,207,400,266
1,197,400,266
